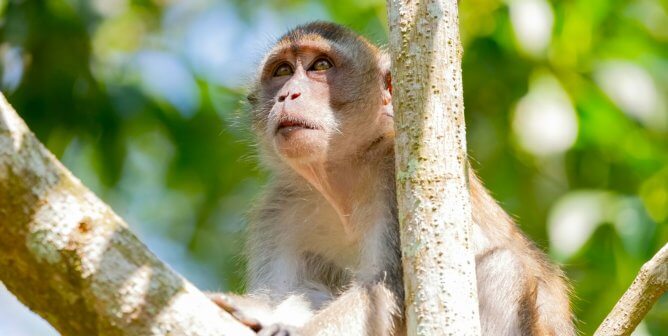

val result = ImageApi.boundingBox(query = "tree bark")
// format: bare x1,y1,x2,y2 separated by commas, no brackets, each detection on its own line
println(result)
594,243,668,336
0,92,254,336
386,1,481,335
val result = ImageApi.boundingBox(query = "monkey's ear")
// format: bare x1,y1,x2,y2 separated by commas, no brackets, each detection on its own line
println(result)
379,51,392,95
384,72,392,95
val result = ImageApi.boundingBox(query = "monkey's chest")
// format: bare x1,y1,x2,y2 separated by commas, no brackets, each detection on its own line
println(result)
289,202,363,268
297,224,361,270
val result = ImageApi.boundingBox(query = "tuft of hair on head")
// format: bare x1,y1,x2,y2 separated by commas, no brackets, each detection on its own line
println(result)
278,21,379,55
280,21,357,43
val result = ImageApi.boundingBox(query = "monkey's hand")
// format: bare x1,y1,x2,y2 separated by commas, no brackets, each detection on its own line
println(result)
257,323,301,336
206,292,263,332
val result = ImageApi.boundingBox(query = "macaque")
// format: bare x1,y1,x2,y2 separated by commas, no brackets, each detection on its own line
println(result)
211,21,575,336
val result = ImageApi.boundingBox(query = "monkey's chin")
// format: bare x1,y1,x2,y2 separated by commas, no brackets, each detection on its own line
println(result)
274,127,327,162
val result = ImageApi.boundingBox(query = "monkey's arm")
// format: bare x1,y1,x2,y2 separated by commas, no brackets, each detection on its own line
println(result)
470,173,575,336
255,281,402,336
300,282,402,336
210,290,325,335
274,224,403,335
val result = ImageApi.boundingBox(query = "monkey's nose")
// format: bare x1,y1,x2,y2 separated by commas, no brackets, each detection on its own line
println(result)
277,92,301,102
277,94,287,102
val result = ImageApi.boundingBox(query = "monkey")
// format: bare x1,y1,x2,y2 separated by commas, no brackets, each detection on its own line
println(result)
210,21,576,336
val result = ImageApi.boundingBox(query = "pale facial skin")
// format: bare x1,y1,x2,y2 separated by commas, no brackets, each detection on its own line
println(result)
268,49,335,161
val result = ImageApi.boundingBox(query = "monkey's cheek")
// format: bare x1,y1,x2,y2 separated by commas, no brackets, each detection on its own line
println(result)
274,128,327,161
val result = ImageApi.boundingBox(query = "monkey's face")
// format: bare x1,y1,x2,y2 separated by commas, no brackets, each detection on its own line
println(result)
261,45,335,162
252,33,393,166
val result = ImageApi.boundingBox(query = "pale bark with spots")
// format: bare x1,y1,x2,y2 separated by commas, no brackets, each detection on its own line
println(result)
595,243,668,336
386,1,482,335
0,92,253,336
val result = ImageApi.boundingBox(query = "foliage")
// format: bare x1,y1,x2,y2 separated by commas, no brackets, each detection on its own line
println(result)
0,0,666,334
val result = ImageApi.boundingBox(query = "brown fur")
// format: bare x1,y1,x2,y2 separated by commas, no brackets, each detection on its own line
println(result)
212,21,575,336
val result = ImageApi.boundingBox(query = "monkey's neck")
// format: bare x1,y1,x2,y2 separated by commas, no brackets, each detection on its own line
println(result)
286,154,395,236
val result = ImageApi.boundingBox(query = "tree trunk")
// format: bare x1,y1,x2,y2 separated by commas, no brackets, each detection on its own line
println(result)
594,243,668,336
386,1,482,335
0,93,253,336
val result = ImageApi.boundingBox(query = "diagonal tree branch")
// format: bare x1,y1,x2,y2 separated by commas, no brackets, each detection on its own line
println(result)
0,92,254,336
595,243,668,336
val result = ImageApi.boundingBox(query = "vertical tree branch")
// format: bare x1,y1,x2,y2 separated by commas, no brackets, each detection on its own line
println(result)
595,243,668,336
386,1,481,335
0,92,254,336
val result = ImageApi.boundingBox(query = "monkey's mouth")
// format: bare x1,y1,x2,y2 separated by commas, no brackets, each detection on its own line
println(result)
276,118,320,134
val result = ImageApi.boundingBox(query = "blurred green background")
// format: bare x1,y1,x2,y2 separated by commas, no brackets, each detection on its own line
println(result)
0,0,666,335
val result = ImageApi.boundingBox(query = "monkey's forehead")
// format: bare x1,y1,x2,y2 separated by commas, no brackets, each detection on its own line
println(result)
261,33,377,67
278,21,374,49
275,33,337,49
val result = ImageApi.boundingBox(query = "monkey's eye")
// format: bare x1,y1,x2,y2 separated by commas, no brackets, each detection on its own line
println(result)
273,63,294,77
309,58,332,72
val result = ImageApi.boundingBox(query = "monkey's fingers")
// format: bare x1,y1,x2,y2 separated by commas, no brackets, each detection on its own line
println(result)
207,293,263,332
208,293,237,312
257,323,300,336
233,314,263,333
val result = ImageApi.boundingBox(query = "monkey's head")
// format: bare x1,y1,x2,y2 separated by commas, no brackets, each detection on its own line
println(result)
249,22,393,168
